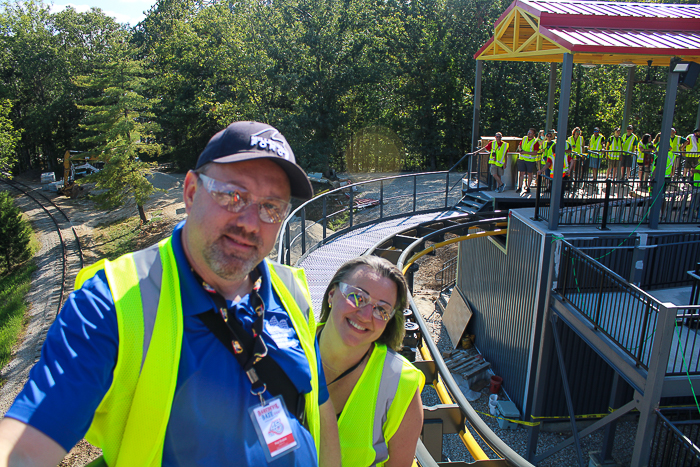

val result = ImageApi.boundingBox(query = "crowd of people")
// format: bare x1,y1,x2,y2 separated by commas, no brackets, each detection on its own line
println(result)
479,126,700,191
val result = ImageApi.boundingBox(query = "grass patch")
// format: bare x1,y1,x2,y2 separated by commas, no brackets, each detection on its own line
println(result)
0,265,36,369
91,211,169,261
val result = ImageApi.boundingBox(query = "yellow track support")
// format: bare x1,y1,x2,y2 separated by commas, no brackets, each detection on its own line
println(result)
419,345,489,461
401,225,507,275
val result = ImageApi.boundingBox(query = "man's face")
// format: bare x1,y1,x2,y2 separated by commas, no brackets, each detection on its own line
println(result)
671,129,676,137
594,130,599,136
495,134,502,141
528,129,535,138
627,128,633,134
182,159,291,286
574,130,580,137
615,130,621,136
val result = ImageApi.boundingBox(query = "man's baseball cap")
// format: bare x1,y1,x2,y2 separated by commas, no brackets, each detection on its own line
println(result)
694,128,700,133
195,121,314,200
594,127,600,132
627,125,633,130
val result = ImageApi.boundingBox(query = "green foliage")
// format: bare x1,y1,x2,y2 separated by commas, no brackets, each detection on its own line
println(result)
76,40,161,223
0,99,19,171
1,0,699,178
0,262,35,371
91,216,142,261
0,191,31,271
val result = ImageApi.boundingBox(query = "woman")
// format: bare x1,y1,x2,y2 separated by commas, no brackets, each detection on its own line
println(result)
638,133,655,185
318,256,425,467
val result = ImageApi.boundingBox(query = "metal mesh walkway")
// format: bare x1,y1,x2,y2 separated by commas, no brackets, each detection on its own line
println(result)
298,209,464,315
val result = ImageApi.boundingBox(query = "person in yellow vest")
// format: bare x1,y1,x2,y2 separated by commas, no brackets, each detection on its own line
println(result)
476,132,508,192
651,132,678,181
318,256,424,467
683,128,700,177
516,128,540,193
538,132,572,180
567,127,585,180
606,127,623,180
587,127,606,181
0,122,341,467
637,133,655,187
621,124,638,180
667,128,686,178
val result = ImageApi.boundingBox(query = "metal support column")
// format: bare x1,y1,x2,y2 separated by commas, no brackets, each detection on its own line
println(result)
546,63,557,132
649,68,680,229
549,53,574,231
472,60,483,153
550,314,585,466
630,303,678,466
622,67,635,131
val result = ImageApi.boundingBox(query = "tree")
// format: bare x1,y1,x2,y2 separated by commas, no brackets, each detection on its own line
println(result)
0,191,31,272
76,39,160,224
0,99,20,172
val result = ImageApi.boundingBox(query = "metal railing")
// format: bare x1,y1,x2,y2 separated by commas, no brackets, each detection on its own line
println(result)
556,241,700,375
276,171,467,265
435,256,458,294
649,408,700,467
535,176,700,227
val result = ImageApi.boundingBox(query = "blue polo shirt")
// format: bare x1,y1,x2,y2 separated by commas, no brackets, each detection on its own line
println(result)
7,221,327,466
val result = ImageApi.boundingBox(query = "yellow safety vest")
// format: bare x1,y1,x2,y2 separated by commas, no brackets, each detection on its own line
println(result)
488,142,508,167
637,142,654,165
670,135,683,153
651,149,677,178
547,141,571,178
567,135,583,156
76,237,320,467
589,134,604,156
520,137,538,161
608,136,622,160
337,344,425,467
622,133,638,154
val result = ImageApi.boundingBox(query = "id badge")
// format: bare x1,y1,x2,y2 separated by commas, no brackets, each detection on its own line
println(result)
249,395,299,462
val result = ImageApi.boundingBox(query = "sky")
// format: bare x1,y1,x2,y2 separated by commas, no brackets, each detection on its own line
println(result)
49,0,159,27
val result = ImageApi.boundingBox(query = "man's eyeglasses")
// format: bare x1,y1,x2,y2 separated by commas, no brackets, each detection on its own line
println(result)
196,173,291,224
337,282,396,321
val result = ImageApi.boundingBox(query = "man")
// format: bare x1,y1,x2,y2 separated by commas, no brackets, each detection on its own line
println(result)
607,127,623,180
477,132,508,192
567,127,585,180
621,124,638,180
0,122,340,466
588,127,606,181
684,128,700,177
516,128,540,193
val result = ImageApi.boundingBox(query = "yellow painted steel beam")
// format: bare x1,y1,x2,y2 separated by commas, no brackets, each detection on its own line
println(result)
418,345,489,461
401,226,508,275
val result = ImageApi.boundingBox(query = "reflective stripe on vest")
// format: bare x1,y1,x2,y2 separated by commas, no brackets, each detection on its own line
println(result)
488,142,508,167
567,135,583,155
670,135,682,153
79,239,320,466
589,135,604,155
337,344,424,467
520,137,538,161
622,134,637,153
608,137,622,160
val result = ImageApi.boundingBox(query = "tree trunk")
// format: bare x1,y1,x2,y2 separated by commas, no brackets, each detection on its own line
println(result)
138,204,148,224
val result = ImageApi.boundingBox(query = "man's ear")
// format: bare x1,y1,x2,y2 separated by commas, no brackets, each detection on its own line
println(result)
183,171,198,215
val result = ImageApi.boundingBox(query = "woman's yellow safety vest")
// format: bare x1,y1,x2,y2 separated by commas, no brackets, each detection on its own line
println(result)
75,236,320,467
608,136,622,160
337,344,425,467
488,142,508,167
567,135,583,155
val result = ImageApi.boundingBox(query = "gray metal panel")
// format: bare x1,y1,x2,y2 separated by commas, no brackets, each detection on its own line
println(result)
457,215,545,412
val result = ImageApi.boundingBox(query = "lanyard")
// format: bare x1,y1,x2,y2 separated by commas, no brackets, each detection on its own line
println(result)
195,270,269,403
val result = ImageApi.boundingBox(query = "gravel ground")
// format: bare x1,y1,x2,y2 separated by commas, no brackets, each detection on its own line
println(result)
411,247,637,466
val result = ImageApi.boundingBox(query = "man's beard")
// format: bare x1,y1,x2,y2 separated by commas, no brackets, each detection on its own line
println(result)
202,225,264,282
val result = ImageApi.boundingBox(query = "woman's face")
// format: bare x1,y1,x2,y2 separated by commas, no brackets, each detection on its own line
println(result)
328,266,398,349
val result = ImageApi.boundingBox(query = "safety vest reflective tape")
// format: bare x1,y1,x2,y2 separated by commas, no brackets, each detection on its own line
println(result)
76,237,320,466
589,135,604,156
337,344,425,467
520,137,538,161
622,134,638,153
608,137,622,160
567,135,583,155
488,142,508,167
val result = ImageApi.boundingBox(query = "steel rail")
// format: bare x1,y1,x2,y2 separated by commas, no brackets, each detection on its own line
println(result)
0,177,84,322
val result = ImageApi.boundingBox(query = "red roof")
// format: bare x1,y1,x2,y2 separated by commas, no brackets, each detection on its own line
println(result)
476,0,700,62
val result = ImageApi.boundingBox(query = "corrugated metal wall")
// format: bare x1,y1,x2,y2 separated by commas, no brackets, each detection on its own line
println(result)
458,214,547,414
540,319,634,417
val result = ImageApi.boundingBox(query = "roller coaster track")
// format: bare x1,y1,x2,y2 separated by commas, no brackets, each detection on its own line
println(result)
278,172,535,466
0,177,84,321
